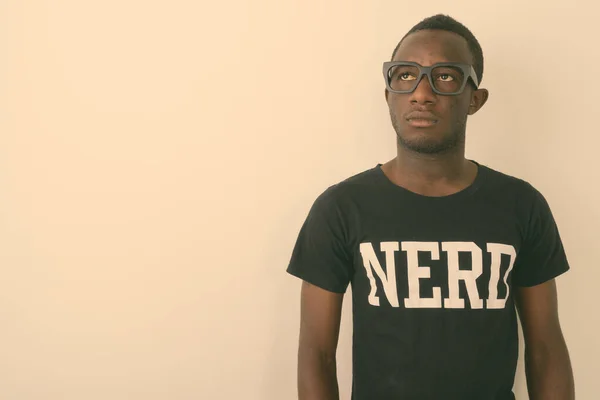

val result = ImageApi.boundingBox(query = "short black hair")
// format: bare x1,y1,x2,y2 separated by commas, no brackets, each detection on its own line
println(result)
391,14,484,85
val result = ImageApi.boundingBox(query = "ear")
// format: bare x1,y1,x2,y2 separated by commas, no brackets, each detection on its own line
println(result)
467,88,489,115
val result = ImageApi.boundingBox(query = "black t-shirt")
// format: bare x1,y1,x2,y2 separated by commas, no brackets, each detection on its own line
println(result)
286,161,570,400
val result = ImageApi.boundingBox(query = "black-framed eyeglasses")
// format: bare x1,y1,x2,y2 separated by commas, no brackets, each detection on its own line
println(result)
383,61,479,95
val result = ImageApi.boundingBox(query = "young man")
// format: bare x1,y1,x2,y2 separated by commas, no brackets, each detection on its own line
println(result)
286,14,575,400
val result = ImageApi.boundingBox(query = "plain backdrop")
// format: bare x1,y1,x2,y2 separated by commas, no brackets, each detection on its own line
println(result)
1,1,598,399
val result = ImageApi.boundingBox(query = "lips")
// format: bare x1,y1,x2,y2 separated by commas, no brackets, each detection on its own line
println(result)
405,111,439,128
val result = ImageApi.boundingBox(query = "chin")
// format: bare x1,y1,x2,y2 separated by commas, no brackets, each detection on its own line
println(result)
398,135,458,155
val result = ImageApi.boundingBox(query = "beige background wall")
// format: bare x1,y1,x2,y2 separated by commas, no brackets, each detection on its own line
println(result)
1,0,597,399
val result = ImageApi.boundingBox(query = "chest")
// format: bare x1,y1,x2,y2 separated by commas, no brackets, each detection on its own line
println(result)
348,204,524,310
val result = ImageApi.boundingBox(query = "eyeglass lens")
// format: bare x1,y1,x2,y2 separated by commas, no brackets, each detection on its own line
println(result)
387,65,465,94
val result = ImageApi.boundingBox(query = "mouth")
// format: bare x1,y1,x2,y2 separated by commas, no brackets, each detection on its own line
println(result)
405,118,438,128
405,111,439,128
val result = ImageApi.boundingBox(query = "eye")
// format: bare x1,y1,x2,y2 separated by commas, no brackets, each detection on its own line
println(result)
399,72,416,81
437,74,454,82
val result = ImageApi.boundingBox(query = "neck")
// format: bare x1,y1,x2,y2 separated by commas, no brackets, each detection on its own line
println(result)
381,143,478,197
394,144,469,182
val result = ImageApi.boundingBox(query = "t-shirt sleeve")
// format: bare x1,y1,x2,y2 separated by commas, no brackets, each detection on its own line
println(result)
286,187,353,294
512,186,570,287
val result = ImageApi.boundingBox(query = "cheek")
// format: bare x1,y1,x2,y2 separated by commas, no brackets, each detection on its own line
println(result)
388,95,408,110
387,97,399,113
445,98,470,120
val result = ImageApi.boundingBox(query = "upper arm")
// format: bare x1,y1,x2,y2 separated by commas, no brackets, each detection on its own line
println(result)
299,281,344,356
512,186,570,287
515,279,565,346
287,188,354,294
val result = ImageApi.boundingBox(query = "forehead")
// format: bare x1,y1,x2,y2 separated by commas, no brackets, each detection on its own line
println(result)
393,29,473,65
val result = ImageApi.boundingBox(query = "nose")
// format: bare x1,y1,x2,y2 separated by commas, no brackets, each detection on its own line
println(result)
409,75,436,105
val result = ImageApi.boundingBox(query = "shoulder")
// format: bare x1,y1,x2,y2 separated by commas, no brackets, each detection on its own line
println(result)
481,164,537,193
314,165,383,205
480,163,545,202
478,163,553,226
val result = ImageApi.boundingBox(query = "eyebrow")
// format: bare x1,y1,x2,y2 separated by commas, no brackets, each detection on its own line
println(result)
392,58,466,65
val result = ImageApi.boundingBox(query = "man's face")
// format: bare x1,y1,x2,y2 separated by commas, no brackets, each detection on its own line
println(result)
386,30,486,155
